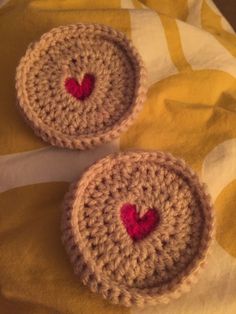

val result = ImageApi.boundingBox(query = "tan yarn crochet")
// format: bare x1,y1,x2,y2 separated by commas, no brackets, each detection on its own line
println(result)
62,151,214,307
15,24,147,149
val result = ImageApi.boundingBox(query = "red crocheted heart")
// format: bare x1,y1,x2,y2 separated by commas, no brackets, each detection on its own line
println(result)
65,74,95,100
120,203,159,241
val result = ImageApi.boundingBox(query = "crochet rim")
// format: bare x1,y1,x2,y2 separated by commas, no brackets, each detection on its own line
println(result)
15,23,147,150
61,150,215,307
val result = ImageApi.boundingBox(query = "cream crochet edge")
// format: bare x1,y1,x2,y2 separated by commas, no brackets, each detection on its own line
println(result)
61,151,215,307
15,23,147,150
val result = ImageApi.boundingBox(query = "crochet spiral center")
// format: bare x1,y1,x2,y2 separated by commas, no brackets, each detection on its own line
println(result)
15,23,147,149
65,74,95,100
62,151,214,306
120,203,159,241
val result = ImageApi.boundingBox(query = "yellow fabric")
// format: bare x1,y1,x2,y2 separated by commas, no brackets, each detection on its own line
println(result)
215,180,236,258
1,0,236,313
201,0,236,57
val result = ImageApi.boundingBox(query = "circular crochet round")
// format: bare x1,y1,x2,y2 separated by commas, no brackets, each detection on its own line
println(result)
15,24,147,149
62,151,214,307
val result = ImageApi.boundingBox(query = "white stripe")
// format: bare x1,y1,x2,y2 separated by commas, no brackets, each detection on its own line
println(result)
0,142,118,193
120,0,148,9
120,0,135,9
129,10,178,86
202,139,236,201
221,18,235,35
205,0,222,15
186,0,203,28
177,19,236,77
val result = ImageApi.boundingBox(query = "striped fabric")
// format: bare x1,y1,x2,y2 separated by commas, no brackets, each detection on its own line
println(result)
0,1,236,313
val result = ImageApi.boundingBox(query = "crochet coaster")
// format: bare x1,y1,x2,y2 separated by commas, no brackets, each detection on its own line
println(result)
15,24,147,149
61,151,214,307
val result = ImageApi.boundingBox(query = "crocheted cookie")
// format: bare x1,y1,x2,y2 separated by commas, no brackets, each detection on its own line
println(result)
15,24,147,149
62,151,214,307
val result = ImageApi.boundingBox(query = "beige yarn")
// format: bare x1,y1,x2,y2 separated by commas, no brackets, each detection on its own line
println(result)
61,151,214,307
15,23,147,149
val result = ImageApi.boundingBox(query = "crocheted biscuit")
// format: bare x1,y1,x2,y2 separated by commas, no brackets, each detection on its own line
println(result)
62,151,214,307
15,24,147,149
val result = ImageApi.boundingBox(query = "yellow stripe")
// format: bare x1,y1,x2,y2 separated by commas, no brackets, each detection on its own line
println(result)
132,0,144,9
29,0,121,10
159,15,192,72
138,0,189,20
201,0,236,58
215,178,236,258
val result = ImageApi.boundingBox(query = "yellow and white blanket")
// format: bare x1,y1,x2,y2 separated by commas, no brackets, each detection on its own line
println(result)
1,0,236,313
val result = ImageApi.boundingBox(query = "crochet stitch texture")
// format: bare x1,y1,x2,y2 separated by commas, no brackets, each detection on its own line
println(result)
15,24,147,149
62,151,214,307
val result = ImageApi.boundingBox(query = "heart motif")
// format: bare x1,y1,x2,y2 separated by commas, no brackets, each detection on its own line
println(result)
120,203,159,241
65,74,95,101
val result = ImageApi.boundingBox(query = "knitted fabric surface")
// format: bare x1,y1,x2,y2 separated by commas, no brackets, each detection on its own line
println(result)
15,23,147,149
61,151,214,307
